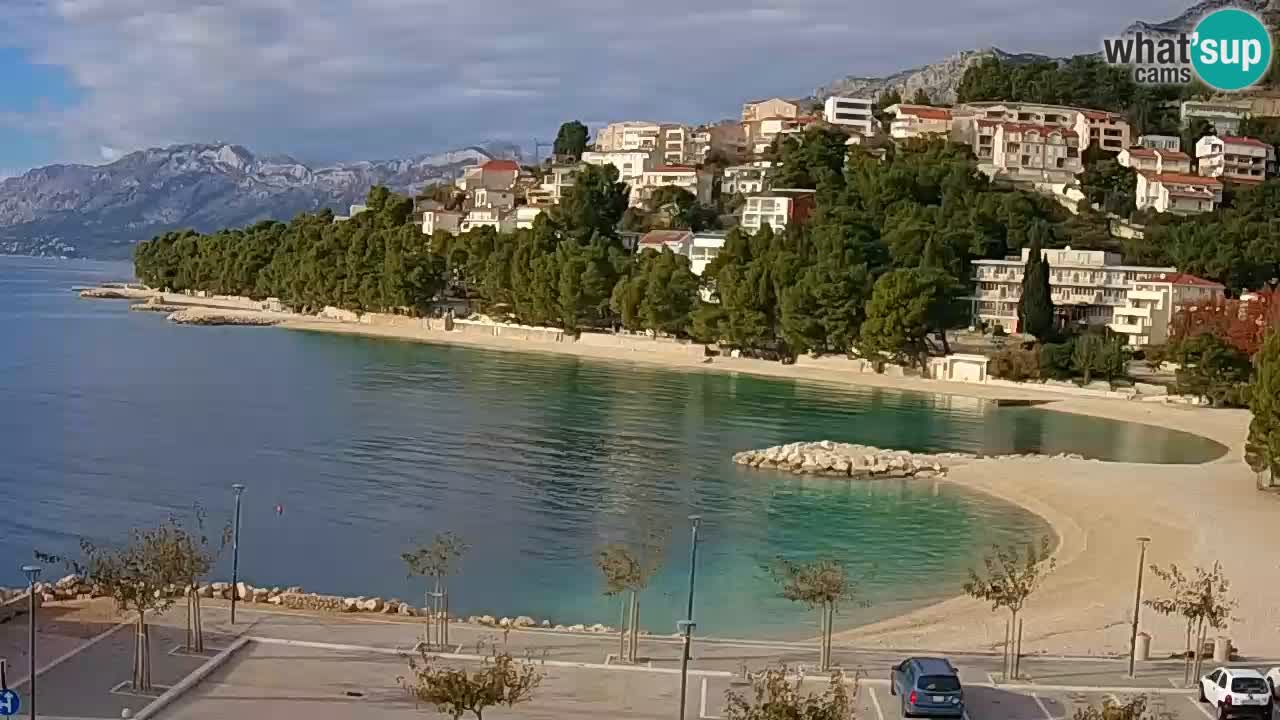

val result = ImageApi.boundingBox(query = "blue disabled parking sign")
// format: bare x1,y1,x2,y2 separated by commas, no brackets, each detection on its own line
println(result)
0,688,19,716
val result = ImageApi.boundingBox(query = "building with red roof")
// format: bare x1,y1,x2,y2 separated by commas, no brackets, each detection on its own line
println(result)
1111,272,1226,347
885,104,953,141
1118,146,1192,174
1136,171,1223,215
1195,135,1276,185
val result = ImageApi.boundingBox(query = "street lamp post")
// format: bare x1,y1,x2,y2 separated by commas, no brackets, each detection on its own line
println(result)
677,515,702,720
230,484,246,625
1128,536,1152,678
21,564,41,720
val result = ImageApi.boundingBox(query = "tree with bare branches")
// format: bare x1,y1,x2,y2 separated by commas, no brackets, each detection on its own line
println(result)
595,521,667,664
1145,562,1237,686
767,557,862,672
403,532,470,648
400,650,542,719
724,664,855,720
171,505,231,653
962,536,1055,680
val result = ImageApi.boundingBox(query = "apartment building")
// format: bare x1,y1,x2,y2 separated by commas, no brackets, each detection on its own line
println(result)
1195,135,1276,184
691,122,747,163
1135,172,1223,215
459,207,514,233
534,164,577,204
472,187,515,211
739,189,817,233
744,116,817,156
970,247,1174,332
581,150,656,185
885,105,954,141
631,165,713,207
742,97,800,122
421,209,462,235
1137,134,1181,152
515,205,548,230
594,121,661,153
688,232,727,277
975,120,1083,181
722,164,771,195
660,124,695,165
456,159,520,192
1117,147,1192,174
1109,273,1225,347
1180,100,1251,134
1079,109,1131,152
823,96,875,135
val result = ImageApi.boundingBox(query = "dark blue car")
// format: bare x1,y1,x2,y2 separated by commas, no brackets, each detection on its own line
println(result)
890,657,965,718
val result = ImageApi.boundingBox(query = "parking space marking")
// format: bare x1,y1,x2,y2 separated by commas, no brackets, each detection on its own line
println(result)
1186,697,1214,720
1033,693,1056,720
869,685,888,720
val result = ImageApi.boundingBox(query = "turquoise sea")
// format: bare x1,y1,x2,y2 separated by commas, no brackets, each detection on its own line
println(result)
0,256,1223,638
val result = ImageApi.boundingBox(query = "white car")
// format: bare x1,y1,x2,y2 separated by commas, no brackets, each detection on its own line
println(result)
1200,667,1273,719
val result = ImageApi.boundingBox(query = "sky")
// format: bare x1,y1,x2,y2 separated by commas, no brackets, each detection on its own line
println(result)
0,0,1194,174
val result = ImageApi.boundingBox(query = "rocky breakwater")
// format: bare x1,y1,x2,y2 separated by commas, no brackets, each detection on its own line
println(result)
732,441,969,479
167,307,279,326
80,286,156,300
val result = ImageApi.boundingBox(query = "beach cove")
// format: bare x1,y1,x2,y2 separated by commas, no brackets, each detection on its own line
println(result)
7,257,1276,657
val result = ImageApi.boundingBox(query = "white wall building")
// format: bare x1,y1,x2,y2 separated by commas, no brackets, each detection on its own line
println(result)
636,229,693,254
739,189,816,233
514,205,548,230
459,208,514,233
722,164,770,195
1077,109,1131,153
885,104,954,141
631,166,713,207
1195,135,1275,185
472,187,515,210
969,247,1174,332
538,164,578,204
823,96,875,135
1136,172,1223,215
594,121,662,152
661,124,695,165
1109,273,1226,347
976,120,1083,181
1180,100,1251,135
1117,147,1192,175
421,209,463,235
742,97,800,122
688,232,727,277
1138,134,1181,152
581,150,656,185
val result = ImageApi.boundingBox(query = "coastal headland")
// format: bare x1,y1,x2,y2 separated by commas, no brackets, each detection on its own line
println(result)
80,287,1278,659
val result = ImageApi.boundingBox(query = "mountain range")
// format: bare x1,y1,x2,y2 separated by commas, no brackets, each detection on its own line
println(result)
1,0,1272,259
0,142,519,259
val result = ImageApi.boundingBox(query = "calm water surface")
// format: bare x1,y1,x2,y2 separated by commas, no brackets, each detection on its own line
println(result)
0,257,1223,638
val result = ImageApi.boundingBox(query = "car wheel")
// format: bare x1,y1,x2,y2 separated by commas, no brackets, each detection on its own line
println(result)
902,702,912,719
889,677,896,696
1200,685,1208,703
1218,702,1229,720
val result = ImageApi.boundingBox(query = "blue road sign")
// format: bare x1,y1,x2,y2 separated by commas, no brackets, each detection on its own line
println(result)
0,688,19,716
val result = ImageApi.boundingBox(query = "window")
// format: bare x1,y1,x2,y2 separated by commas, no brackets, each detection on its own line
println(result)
1232,678,1267,693
918,676,961,692
1218,674,1228,688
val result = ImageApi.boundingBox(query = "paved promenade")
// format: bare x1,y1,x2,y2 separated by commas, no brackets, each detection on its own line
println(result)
6,602,1278,719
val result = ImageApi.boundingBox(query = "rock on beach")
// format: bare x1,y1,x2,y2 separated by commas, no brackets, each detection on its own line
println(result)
732,441,966,479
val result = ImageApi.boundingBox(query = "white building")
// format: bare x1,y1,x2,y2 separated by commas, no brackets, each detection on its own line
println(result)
472,187,515,210
1078,109,1131,153
1109,273,1226,347
632,165,713,207
636,229,693,254
692,122,748,163
742,97,800,123
594,121,662,152
743,116,816,156
1117,147,1192,175
970,247,1174,332
333,203,369,222
581,150,656,185
421,209,463,235
722,164,770,195
739,189,816,233
976,120,1083,181
1180,100,1251,135
885,104,954,141
962,102,1129,154
661,124,695,165
1195,135,1275,185
1137,134,1181,152
459,207,514,233
1136,172,1223,215
537,164,578,204
515,205,549,230
688,232,727,277
823,96,875,135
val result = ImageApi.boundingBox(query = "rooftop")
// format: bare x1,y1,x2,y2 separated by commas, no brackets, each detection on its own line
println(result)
1142,171,1222,188
481,159,520,172
894,105,952,121
1218,135,1273,149
1147,272,1224,288
638,230,693,247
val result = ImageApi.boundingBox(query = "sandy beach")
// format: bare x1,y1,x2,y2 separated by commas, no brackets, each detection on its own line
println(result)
96,294,1280,657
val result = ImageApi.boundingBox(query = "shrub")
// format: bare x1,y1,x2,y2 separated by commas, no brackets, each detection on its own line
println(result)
1039,340,1075,380
990,347,1040,382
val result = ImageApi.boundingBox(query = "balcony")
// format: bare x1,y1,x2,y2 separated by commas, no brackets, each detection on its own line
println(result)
1113,305,1151,319
1109,321,1145,335
1127,289,1164,302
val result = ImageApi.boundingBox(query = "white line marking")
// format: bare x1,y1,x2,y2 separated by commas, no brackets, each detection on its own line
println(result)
1034,693,1056,720
248,636,733,677
9,619,132,689
1185,697,1214,720
869,686,887,720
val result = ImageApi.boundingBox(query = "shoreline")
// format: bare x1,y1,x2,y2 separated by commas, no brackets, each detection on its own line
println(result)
89,292,1279,657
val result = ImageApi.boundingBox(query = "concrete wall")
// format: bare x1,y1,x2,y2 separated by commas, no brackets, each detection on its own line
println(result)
0,591,34,623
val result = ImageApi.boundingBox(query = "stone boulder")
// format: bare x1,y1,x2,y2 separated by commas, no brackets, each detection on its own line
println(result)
361,597,384,613
478,615,496,626
342,597,361,613
251,588,270,603
513,616,536,628
235,582,250,601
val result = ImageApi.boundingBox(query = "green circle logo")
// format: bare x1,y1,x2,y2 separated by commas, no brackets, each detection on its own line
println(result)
1192,9,1273,91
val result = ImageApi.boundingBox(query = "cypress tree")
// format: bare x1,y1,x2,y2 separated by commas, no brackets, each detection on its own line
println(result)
1246,330,1280,488
1017,235,1055,340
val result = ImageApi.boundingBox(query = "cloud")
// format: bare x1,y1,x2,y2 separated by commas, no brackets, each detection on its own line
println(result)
7,0,1183,167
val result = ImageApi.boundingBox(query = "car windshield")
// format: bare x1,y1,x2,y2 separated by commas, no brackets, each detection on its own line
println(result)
1232,678,1267,693
919,675,962,692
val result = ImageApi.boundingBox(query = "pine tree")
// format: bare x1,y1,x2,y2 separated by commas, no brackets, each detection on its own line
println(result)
1017,234,1055,340
1246,331,1280,488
